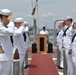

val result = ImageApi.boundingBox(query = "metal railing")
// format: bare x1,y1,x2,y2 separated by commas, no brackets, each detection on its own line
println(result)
54,19,64,45
57,46,60,67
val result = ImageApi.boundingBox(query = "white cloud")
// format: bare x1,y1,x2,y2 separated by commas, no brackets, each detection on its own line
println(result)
48,12,54,16
42,12,54,18
42,14,48,18
72,9,76,13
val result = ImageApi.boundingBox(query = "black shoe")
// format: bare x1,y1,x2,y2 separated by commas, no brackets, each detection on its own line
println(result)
57,66,63,69
24,65,30,69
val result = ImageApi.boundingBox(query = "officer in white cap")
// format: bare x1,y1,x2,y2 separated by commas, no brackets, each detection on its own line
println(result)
39,26,48,35
39,26,49,42
70,20,76,75
0,9,15,75
62,16,73,75
13,18,27,75
23,21,29,69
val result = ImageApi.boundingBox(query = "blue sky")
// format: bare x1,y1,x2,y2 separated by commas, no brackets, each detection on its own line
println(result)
0,0,76,29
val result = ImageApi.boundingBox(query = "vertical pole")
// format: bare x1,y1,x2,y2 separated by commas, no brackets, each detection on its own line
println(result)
31,0,37,43
57,46,60,67
63,50,67,75
36,2,38,34
31,0,33,9
54,21,56,45
34,18,37,42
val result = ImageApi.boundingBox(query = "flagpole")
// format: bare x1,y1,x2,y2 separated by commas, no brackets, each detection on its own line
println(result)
36,1,38,34
31,0,33,8
34,0,38,42
31,0,37,43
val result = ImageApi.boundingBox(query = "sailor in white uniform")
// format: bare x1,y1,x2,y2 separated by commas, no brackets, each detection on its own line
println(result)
13,18,27,75
39,26,49,42
62,16,73,75
56,21,64,69
23,21,29,69
0,9,15,75
70,20,76,75
39,26,48,35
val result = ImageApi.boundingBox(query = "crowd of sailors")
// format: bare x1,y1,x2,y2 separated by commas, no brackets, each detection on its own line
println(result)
0,9,29,75
56,16,76,75
0,8,76,75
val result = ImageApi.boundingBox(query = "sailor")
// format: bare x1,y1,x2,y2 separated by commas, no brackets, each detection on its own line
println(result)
0,9,15,75
13,18,27,75
39,26,48,35
56,21,64,69
62,16,73,75
39,26,49,42
23,21,29,69
70,20,76,75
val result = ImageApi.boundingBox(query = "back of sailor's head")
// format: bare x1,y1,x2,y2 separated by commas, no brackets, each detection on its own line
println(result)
14,18,23,23
64,16,73,22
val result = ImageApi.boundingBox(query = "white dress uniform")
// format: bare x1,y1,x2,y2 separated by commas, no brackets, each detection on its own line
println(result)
71,35,76,75
39,30,48,35
63,26,73,75
70,24,76,75
13,19,28,75
0,9,14,75
24,25,29,67
56,29,64,68
39,29,49,42
0,9,15,75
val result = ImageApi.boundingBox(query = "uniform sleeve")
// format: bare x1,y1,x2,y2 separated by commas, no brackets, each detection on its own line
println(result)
61,31,64,48
14,26,25,36
46,31,49,35
0,21,15,36
69,43,72,50
69,27,73,50
68,27,73,49
60,30,64,40
24,26,29,32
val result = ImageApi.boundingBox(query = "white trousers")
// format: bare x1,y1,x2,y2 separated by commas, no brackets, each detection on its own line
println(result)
0,60,12,75
65,49,73,75
72,57,76,75
19,54,25,75
24,44,28,67
24,50,28,66
58,44,64,68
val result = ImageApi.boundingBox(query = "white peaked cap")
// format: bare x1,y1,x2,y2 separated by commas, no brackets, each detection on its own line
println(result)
65,16,72,20
14,18,23,22
24,21,28,24
58,21,63,24
0,9,12,16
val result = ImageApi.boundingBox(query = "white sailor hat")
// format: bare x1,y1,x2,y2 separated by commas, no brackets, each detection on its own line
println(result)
65,16,72,20
14,18,23,22
24,21,28,24
0,9,12,16
58,21,63,24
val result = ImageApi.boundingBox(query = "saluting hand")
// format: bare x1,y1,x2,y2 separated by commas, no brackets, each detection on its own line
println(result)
8,15,13,21
21,22,27,27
